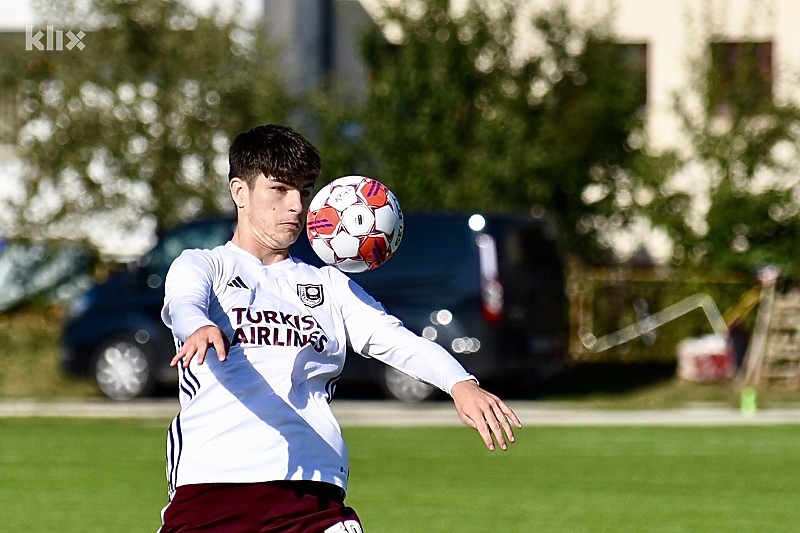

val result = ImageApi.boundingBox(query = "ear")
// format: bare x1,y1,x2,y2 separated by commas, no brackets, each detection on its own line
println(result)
229,177,246,209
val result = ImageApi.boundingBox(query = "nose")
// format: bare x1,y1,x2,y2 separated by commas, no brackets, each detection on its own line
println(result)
287,190,305,213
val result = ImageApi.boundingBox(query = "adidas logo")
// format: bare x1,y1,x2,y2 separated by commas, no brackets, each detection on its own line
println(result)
227,276,249,289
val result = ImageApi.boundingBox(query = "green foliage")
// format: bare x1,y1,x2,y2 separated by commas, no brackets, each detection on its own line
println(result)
666,38,800,276
356,0,673,261
10,0,799,275
0,306,96,397
297,87,373,183
8,0,291,248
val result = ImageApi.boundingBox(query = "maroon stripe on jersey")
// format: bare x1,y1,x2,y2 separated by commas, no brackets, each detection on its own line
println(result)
160,481,360,533
166,416,183,498
179,366,200,400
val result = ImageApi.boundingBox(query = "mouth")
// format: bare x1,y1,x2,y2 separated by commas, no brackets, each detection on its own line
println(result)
281,221,302,230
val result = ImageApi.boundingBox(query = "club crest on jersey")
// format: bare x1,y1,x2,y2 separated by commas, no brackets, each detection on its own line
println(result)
297,284,324,308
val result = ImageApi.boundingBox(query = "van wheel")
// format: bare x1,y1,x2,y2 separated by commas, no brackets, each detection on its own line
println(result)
93,338,155,401
380,367,437,403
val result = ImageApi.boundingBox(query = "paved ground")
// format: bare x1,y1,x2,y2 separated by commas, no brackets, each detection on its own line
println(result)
2,399,800,426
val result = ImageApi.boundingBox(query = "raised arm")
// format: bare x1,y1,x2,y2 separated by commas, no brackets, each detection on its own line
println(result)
330,269,522,451
162,250,228,368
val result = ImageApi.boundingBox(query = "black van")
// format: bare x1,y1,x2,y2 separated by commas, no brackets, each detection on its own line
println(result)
61,212,568,402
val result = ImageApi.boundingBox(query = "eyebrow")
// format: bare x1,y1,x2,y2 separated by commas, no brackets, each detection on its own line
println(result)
266,177,315,190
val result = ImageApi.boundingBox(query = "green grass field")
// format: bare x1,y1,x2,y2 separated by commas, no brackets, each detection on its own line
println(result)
1,418,799,533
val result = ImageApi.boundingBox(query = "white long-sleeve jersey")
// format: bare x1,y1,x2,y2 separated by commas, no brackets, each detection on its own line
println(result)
161,241,473,497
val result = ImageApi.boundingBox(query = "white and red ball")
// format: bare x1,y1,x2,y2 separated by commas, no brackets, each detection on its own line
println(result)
306,175,403,273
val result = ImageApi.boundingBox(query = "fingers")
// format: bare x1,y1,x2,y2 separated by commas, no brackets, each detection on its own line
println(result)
503,402,524,429
482,401,515,451
207,330,228,363
170,347,185,368
456,412,496,450
493,400,523,444
451,380,522,452
169,341,208,368
170,326,228,368
482,415,503,451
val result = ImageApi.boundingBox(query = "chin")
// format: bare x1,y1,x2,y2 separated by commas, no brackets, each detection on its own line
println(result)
283,231,302,246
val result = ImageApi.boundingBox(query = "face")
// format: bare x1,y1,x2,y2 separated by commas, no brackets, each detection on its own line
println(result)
230,173,316,254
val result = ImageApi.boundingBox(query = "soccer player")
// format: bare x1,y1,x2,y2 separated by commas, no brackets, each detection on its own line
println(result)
158,124,522,532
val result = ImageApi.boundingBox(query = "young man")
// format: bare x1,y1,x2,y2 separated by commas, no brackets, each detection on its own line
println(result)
159,124,522,532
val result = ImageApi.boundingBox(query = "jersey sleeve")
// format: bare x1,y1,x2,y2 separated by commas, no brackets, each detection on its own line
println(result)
323,267,475,395
161,249,218,341
361,322,476,395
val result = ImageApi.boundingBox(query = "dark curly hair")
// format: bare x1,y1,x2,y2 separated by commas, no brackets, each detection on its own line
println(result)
228,124,321,189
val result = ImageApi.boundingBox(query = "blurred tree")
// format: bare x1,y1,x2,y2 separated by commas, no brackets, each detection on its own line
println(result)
294,87,373,183
356,0,675,263
662,38,800,276
6,0,291,254
0,33,29,146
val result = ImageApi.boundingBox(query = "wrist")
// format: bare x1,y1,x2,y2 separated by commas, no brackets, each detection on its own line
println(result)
450,377,479,396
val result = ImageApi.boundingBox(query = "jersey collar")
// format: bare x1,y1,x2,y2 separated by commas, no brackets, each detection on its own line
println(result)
224,241,297,270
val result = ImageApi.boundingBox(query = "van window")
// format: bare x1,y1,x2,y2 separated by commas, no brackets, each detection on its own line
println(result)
498,218,566,330
353,214,480,303
143,219,235,276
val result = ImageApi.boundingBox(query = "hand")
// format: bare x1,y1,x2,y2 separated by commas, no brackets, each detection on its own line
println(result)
170,325,229,368
450,379,522,451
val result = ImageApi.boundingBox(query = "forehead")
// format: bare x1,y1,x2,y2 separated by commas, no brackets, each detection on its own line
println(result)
264,174,316,189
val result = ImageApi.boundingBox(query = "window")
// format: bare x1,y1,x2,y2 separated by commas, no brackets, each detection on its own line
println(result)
709,41,773,115
616,43,648,108
584,41,648,110
143,219,235,276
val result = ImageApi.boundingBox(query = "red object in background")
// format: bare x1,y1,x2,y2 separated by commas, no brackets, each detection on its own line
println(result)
677,334,736,382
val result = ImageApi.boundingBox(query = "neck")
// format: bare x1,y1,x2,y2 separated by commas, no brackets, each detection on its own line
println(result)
231,229,290,265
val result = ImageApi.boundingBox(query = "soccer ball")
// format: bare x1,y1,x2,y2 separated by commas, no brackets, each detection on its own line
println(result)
306,175,404,273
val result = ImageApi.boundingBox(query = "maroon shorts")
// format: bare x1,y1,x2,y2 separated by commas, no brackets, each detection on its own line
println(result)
159,480,362,533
